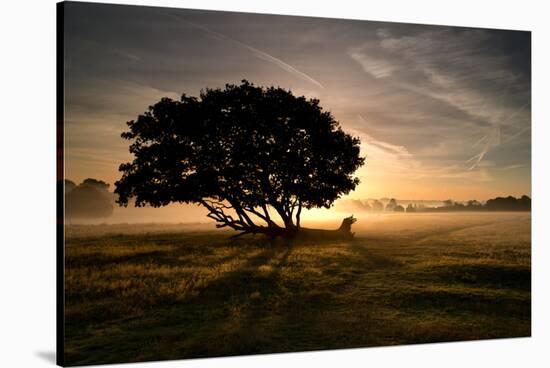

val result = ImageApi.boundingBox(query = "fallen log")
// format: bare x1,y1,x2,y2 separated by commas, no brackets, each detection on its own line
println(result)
292,215,357,241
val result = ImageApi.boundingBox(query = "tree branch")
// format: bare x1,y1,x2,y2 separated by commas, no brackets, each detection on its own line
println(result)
226,197,257,228
200,199,249,231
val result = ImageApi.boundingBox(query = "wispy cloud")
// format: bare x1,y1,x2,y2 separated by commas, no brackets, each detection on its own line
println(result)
164,13,324,89
467,102,530,169
348,50,395,78
349,27,530,178
351,117,495,184
498,164,525,171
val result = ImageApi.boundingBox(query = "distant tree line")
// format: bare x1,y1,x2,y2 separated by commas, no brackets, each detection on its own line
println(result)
338,195,531,213
432,195,531,212
486,195,531,211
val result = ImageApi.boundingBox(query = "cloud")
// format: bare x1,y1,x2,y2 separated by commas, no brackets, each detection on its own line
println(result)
350,121,493,184
497,164,525,171
349,27,530,176
348,50,395,78
163,13,324,89
466,102,531,169
349,28,527,128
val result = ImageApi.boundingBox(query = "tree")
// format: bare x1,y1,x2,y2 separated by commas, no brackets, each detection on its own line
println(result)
82,178,110,191
115,81,365,237
338,199,371,212
486,195,531,211
66,178,114,219
371,200,384,212
359,200,372,211
519,195,531,210
386,198,397,211
442,199,454,208
394,204,405,212
64,179,76,194
466,199,481,208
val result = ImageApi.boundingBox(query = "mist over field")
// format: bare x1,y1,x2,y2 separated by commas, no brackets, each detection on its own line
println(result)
64,194,530,226
65,211,530,238
64,211,530,365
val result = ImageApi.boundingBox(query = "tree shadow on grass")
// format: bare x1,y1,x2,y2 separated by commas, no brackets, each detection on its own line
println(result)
64,236,394,365
140,244,296,360
348,240,403,269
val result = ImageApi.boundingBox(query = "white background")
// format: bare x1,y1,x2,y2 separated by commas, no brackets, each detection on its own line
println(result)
1,0,548,367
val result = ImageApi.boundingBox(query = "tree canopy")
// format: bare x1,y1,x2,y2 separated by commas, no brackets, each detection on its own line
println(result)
65,178,114,219
115,80,364,237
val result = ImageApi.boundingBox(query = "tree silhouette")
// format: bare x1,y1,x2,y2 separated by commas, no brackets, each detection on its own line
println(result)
486,195,531,211
82,178,110,191
386,198,397,211
406,203,416,212
371,199,384,212
394,204,405,212
115,81,365,237
443,199,454,207
66,178,114,219
64,179,76,194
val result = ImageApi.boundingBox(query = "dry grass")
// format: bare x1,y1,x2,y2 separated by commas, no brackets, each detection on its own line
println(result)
63,212,531,366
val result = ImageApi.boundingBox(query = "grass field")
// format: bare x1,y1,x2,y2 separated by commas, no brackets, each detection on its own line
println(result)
63,212,531,366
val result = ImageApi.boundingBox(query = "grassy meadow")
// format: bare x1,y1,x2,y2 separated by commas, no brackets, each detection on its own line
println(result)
64,212,531,366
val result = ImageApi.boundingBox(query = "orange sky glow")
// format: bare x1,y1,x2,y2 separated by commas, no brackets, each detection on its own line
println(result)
63,4,531,222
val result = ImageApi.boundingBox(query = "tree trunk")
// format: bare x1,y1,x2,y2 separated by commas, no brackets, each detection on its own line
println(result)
241,215,357,241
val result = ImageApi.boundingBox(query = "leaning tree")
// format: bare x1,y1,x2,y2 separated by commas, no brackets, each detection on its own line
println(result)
115,80,364,238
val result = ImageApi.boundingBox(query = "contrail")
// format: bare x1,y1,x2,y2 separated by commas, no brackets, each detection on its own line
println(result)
502,126,530,144
466,75,512,170
467,101,530,170
466,135,493,171
500,102,529,127
466,147,488,171
472,134,488,147
163,13,324,89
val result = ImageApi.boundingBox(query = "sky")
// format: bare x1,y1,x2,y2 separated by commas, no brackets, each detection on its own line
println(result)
63,2,531,217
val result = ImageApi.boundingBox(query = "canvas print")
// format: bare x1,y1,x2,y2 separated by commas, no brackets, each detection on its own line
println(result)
57,1,531,366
